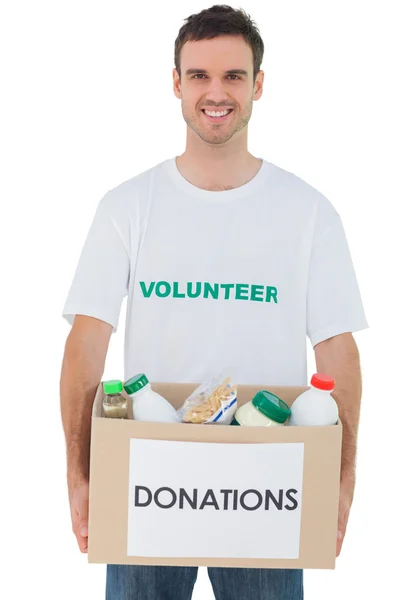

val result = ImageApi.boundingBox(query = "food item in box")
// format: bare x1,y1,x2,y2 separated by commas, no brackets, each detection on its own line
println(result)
289,373,338,426
102,380,128,419
178,375,237,424
232,390,290,426
124,373,180,423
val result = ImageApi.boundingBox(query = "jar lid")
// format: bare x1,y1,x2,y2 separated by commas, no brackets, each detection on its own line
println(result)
103,380,123,395
311,373,335,391
124,373,149,395
251,390,291,423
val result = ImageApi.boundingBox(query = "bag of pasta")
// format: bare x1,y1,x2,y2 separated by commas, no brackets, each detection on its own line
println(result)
178,374,238,425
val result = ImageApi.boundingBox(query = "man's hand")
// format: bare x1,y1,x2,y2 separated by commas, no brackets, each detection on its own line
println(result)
336,477,355,557
61,316,113,555
314,333,361,559
68,478,90,553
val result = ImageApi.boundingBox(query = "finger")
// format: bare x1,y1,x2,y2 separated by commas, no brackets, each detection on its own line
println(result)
77,501,89,524
77,532,88,553
74,529,88,553
79,523,88,538
73,522,88,553
336,530,344,557
78,504,89,538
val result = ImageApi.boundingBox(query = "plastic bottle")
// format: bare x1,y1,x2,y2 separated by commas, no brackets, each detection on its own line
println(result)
102,380,128,419
232,390,291,427
289,373,338,426
124,373,180,423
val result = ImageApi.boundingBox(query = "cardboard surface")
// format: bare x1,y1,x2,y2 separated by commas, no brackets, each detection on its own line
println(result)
88,382,342,569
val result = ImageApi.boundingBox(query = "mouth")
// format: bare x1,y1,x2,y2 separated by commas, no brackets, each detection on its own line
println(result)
201,108,234,122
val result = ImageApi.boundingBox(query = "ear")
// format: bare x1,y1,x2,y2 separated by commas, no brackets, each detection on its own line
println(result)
253,70,264,101
173,68,182,100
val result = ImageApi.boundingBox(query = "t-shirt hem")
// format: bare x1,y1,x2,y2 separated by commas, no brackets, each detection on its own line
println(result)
62,307,118,333
308,321,369,347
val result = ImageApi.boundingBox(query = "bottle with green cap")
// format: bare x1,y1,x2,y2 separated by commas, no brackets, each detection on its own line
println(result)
232,390,291,427
123,373,179,423
102,380,128,419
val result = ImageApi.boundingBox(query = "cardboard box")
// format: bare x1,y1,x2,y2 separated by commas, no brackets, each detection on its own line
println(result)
88,382,342,569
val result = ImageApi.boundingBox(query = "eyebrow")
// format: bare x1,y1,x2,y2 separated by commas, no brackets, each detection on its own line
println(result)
185,68,248,78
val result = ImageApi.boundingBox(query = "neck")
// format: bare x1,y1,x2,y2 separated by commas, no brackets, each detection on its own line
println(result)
177,143,262,192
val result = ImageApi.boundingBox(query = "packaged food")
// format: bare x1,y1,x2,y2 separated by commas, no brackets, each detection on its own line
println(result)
124,373,180,423
178,375,238,424
232,390,291,426
289,373,338,426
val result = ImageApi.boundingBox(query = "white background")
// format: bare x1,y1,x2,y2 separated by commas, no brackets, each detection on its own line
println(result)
1,1,399,598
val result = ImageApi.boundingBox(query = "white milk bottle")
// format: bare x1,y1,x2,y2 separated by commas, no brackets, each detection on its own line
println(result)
123,373,180,423
289,373,339,426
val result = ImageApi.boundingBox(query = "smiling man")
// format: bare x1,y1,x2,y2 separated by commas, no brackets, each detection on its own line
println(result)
174,25,263,188
60,5,368,600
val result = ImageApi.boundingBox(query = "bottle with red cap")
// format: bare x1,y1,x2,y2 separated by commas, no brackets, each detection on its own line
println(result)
289,373,339,426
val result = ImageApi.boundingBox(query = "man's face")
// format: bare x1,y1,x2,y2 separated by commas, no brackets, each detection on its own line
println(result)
173,35,263,145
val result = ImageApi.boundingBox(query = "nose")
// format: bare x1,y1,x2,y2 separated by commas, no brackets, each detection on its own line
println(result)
203,76,231,105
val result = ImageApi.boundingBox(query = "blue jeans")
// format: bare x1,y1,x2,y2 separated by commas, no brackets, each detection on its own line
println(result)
106,565,304,599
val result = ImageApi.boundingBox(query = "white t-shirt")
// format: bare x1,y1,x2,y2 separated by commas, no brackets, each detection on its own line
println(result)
62,156,368,385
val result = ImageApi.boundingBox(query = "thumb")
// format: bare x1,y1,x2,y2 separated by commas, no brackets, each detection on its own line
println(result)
79,521,88,537
78,504,89,537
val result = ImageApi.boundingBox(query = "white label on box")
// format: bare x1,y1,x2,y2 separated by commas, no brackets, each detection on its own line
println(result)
127,438,304,559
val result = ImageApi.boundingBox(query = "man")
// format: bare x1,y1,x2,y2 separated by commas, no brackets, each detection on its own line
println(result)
60,5,368,600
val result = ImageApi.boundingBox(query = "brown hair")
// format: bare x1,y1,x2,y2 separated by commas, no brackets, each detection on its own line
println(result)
174,5,264,85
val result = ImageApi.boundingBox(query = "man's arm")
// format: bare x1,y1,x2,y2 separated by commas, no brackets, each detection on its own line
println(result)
314,331,362,555
60,315,113,551
314,332,362,485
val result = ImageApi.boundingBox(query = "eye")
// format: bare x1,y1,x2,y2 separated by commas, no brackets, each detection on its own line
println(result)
192,74,241,80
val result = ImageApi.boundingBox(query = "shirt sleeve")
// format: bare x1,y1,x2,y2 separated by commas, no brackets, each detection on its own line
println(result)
62,193,130,332
306,213,369,347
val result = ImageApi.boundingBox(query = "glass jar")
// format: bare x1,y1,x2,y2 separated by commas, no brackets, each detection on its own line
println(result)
102,380,128,419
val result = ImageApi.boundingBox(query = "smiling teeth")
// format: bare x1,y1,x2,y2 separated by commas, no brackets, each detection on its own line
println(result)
204,110,230,117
